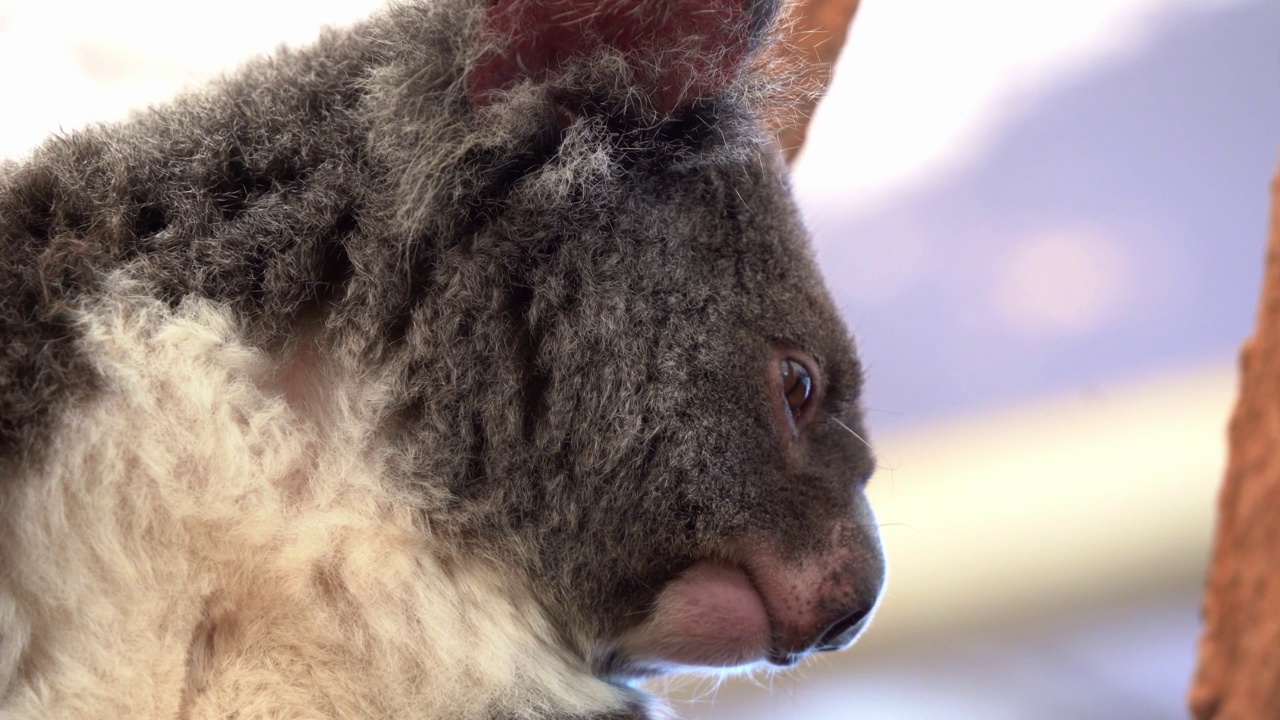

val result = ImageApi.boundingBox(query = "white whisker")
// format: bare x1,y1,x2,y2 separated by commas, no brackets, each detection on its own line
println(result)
832,417,872,452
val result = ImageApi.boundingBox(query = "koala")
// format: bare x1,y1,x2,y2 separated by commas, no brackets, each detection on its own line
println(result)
0,1,885,718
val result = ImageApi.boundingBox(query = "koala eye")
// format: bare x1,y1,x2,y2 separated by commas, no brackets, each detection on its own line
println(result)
780,358,813,417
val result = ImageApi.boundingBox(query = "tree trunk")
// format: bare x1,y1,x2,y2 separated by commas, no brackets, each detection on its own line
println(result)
1190,158,1280,718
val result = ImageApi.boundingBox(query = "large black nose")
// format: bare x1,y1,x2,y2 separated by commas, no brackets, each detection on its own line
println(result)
814,603,874,652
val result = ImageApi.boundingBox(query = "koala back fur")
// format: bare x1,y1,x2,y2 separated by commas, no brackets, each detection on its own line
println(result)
0,1,885,718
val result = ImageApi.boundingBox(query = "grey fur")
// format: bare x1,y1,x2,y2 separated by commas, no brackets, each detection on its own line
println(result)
0,1,883,717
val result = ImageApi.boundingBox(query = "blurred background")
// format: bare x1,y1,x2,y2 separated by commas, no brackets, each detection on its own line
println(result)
2,0,1276,716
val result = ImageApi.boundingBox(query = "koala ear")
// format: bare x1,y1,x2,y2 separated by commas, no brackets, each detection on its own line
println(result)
467,0,780,115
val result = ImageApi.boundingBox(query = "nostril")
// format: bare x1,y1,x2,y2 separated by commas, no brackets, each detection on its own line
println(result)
815,605,872,652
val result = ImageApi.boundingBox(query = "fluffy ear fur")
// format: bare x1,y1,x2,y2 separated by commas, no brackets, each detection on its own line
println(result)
468,0,779,113
0,1,884,718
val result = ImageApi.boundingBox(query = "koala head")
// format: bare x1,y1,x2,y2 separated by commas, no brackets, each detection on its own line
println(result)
357,0,887,680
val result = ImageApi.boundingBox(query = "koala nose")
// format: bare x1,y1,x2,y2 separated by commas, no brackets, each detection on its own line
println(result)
814,603,874,652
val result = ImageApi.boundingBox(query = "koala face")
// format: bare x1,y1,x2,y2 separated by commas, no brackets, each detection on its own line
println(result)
385,143,886,676
577,164,884,676
0,0,883,716
421,157,886,677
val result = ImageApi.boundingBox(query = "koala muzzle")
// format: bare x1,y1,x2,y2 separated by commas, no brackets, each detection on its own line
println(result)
745,516,884,662
615,515,883,674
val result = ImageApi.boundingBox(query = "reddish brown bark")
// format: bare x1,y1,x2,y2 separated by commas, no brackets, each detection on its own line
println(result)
1190,159,1280,718
774,0,861,164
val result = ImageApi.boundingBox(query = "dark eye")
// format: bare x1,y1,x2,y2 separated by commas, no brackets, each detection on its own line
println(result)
779,358,813,417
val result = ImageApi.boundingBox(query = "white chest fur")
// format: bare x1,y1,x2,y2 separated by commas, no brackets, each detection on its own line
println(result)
0,287,635,719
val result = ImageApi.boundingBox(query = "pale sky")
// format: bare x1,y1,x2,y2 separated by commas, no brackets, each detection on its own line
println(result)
794,0,1254,217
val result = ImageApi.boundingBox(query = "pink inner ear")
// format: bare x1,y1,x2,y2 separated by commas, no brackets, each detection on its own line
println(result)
468,0,754,114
